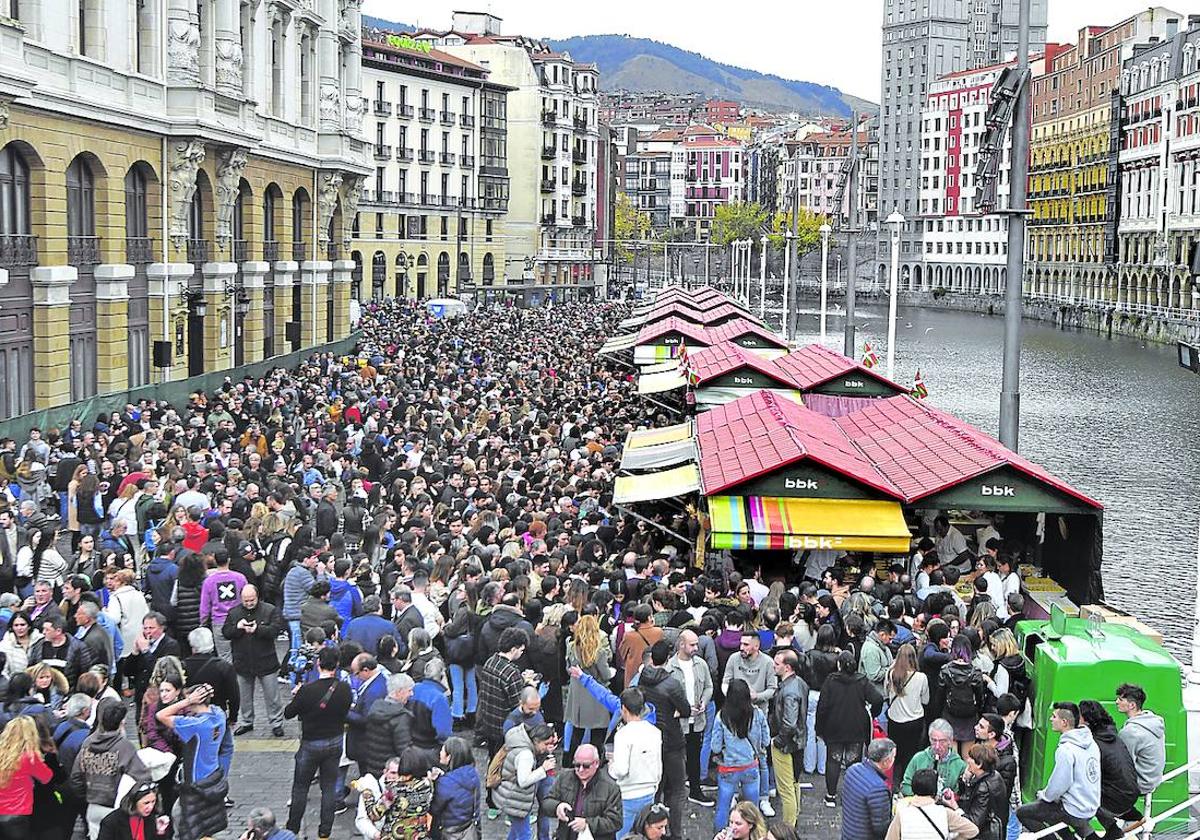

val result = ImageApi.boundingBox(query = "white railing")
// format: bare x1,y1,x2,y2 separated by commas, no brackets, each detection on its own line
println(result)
1018,757,1200,840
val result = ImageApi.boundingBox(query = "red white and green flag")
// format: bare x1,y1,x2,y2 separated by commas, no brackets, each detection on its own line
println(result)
911,369,928,399
861,342,880,369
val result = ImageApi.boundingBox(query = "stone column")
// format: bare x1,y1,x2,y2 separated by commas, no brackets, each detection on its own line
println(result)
202,262,237,373
241,261,269,363
147,263,195,381
94,264,133,395
30,266,75,409
299,260,331,348
214,0,242,96
166,0,200,85
317,0,340,132
273,260,297,355
331,259,353,340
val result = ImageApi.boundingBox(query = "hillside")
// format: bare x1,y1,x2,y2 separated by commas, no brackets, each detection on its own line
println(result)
360,18,875,117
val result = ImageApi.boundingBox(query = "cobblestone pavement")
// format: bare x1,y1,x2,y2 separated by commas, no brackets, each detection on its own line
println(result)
219,687,846,840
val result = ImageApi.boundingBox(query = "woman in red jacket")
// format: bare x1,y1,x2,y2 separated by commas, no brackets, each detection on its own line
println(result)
0,715,53,839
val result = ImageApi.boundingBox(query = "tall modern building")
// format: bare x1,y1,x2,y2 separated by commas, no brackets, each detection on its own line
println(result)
879,0,1046,280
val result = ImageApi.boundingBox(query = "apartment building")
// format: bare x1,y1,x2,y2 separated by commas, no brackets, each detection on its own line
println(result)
669,125,745,240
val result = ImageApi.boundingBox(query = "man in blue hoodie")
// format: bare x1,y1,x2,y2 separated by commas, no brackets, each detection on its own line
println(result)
1017,702,1102,839
328,559,363,627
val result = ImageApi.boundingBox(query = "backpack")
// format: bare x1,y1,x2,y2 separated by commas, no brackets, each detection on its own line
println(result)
995,655,1030,709
484,746,508,789
942,666,979,719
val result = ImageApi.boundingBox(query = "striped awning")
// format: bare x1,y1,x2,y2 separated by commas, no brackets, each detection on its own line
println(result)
707,495,912,553
641,360,681,375
634,345,683,365
638,370,688,395
620,438,697,472
613,463,702,504
625,422,693,450
599,333,639,355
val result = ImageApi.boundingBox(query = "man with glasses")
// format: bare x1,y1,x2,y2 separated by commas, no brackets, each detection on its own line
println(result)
543,744,623,840
899,718,966,797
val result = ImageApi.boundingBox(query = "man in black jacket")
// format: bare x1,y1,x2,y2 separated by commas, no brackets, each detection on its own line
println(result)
543,744,623,840
129,611,182,707
637,639,691,838
360,672,415,778
29,614,93,688
183,627,240,731
314,485,339,539
390,585,424,657
223,585,285,737
284,645,352,840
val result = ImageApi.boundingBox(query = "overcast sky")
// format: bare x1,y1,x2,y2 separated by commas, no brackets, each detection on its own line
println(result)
362,0,1166,100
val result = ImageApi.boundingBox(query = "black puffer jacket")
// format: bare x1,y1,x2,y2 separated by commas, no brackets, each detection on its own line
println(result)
173,579,204,639
1093,721,1140,814
958,769,1008,840
177,769,229,840
361,697,413,778
637,664,690,751
259,534,291,608
477,607,532,663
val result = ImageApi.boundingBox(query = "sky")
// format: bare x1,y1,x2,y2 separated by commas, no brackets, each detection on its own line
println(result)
363,0,1169,100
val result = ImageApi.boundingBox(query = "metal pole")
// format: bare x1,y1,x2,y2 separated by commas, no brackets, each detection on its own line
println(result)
759,235,767,319
999,0,1030,451
790,166,800,341
782,234,791,338
820,226,831,343
886,218,902,380
662,240,668,291
844,110,859,358
705,242,710,286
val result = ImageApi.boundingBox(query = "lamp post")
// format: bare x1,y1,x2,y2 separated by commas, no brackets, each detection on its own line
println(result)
886,211,905,381
759,234,768,319
781,230,793,338
819,222,832,343
742,239,750,303
836,254,842,289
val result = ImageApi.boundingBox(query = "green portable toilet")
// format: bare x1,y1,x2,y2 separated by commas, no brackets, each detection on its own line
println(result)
1015,607,1187,828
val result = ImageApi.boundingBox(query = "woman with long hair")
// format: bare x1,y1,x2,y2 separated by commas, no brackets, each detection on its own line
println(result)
0,613,40,679
0,716,52,838
25,662,68,709
885,642,929,781
74,533,100,579
430,736,481,840
139,666,184,816
803,623,841,776
563,613,614,757
711,679,771,831
73,470,105,552
938,634,987,756
712,800,768,840
814,594,846,647
96,781,171,840
171,552,208,650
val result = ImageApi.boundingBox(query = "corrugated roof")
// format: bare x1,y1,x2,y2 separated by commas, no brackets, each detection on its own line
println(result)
696,390,901,496
687,342,806,389
774,343,905,391
638,301,760,329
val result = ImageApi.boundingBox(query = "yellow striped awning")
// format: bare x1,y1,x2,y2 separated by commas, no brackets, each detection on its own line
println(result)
614,464,702,504
625,422,693,450
707,496,912,553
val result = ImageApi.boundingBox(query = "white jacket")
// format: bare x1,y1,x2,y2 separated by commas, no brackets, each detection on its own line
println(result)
609,718,662,800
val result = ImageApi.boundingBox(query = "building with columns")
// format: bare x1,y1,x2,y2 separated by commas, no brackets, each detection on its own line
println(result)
352,30,510,304
0,0,369,419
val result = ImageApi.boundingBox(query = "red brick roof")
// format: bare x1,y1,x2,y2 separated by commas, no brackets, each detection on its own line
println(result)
706,318,789,349
634,317,714,347
639,301,759,328
774,343,905,392
687,342,806,389
696,390,900,496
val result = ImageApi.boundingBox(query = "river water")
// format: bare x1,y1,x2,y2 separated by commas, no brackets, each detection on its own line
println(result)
782,301,1200,662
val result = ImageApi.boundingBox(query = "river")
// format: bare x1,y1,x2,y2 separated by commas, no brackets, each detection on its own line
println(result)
780,301,1200,662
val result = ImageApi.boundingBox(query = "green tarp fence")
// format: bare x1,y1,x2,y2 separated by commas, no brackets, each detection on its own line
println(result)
0,332,363,440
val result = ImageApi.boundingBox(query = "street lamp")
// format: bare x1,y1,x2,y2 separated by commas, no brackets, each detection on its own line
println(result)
781,230,793,339
819,222,832,344
886,210,905,381
759,234,768,319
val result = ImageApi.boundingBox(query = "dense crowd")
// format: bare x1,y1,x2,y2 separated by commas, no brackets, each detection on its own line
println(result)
0,296,1171,840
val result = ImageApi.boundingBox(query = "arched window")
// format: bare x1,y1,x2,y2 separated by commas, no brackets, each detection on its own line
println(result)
292,190,309,261
0,144,33,267
66,156,97,265
233,180,249,260
437,251,450,295
482,252,495,285
457,251,470,281
263,185,281,260
124,165,151,264
188,177,206,263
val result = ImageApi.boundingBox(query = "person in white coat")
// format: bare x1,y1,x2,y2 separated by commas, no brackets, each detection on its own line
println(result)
608,687,662,840
104,567,150,693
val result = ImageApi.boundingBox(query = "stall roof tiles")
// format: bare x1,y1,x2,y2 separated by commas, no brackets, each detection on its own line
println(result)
687,342,805,388
634,316,714,347
706,318,790,349
773,343,906,391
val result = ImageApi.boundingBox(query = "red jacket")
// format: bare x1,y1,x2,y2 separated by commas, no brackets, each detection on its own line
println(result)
0,750,52,815
182,521,209,553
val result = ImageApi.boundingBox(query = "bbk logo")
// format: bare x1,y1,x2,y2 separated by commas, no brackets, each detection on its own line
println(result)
788,536,835,549
733,375,753,384
981,485,1015,497
843,379,865,389
784,477,819,490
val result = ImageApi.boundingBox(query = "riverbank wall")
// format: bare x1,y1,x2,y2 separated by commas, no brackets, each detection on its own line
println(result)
894,291,1200,346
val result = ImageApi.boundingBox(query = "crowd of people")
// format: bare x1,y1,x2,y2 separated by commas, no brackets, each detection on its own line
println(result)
0,295,1173,840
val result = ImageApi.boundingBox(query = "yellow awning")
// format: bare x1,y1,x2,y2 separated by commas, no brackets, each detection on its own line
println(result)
707,496,912,553
614,464,702,504
625,422,692,449
637,370,687,394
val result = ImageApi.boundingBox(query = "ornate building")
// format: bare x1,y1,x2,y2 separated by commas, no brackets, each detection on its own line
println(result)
0,0,368,418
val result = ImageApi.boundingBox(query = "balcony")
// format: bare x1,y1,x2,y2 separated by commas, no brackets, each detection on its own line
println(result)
440,152,456,165
419,150,435,164
377,190,396,204
398,104,414,119
573,115,588,131
425,194,440,206
480,164,508,177
540,178,557,192
374,144,392,160
233,239,249,262
440,111,456,126
398,192,416,204
572,179,587,196
292,242,308,262
460,114,475,128
373,100,392,116
68,235,100,266
441,195,458,207
541,212,557,225
461,155,475,168
263,240,280,262
418,107,435,122
0,235,38,268
125,236,153,265
186,238,209,264
397,147,414,162
541,109,558,126
572,215,587,227
572,149,587,164
541,145,557,160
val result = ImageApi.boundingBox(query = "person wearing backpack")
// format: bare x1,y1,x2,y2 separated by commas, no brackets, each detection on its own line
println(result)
494,721,557,840
937,635,986,756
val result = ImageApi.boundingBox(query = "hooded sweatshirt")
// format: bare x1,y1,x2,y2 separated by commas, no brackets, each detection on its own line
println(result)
328,577,363,624
1091,721,1139,813
1040,726,1101,820
1119,711,1166,794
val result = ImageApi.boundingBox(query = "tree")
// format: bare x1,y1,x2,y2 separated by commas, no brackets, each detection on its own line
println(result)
768,207,828,253
613,192,651,264
711,201,768,246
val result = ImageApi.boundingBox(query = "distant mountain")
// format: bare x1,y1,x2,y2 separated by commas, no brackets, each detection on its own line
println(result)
360,18,875,117
546,35,875,117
